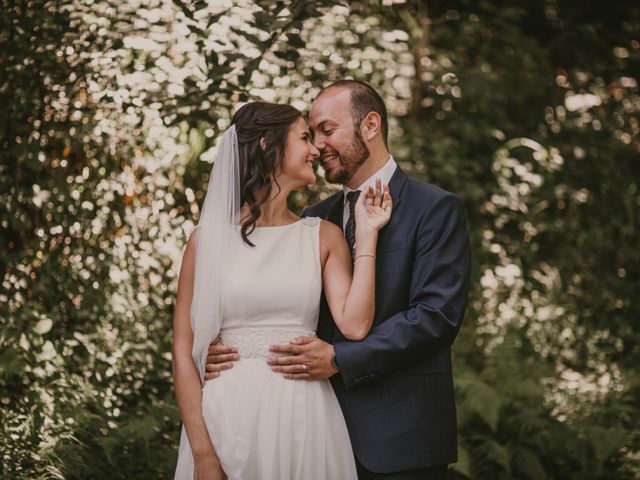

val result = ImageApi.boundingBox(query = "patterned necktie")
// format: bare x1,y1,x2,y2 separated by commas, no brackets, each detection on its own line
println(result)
344,190,361,260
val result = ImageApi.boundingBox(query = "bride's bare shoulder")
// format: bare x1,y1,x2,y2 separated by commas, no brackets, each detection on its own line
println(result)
319,219,342,239
181,227,199,266
176,227,198,289
319,220,348,255
187,226,199,247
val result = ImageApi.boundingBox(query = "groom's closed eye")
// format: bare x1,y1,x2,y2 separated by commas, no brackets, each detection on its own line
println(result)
311,121,335,137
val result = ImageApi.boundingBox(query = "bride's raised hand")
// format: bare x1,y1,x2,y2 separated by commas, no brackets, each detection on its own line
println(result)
354,178,393,233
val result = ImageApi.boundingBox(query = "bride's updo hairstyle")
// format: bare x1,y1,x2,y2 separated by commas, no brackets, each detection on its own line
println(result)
231,101,303,246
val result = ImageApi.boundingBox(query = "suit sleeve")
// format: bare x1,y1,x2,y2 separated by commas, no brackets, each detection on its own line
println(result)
333,193,471,388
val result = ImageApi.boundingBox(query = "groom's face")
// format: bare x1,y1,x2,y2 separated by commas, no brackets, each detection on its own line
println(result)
309,88,369,186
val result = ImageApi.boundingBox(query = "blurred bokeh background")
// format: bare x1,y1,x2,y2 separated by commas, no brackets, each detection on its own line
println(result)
1,0,639,478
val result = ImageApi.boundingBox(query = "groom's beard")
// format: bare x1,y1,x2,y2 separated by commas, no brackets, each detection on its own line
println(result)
324,130,369,185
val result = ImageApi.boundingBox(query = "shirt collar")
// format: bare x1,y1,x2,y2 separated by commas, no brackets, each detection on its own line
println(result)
343,155,397,202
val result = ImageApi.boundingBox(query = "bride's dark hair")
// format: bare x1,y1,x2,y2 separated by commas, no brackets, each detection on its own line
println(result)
231,101,303,246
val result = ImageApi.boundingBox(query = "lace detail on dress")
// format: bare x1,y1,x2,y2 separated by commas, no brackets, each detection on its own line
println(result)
220,327,316,359
301,216,321,227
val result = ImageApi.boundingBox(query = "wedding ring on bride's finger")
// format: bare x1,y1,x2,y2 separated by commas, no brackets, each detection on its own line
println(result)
301,364,308,372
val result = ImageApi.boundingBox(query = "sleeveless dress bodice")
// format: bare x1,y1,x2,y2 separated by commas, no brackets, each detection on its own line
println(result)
174,217,357,480
219,218,322,355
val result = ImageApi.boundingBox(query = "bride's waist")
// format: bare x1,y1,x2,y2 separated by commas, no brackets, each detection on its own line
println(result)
219,326,316,359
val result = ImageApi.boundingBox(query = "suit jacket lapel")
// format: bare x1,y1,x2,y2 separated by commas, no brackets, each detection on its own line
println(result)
388,166,408,209
327,193,344,231
377,166,408,247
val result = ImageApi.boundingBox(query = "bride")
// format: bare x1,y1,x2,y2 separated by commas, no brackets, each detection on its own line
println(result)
172,101,392,480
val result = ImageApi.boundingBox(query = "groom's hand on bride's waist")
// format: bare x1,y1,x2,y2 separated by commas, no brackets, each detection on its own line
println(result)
203,336,240,381
267,337,337,380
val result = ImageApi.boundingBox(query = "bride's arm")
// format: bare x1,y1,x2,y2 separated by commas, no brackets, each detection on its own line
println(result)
172,229,223,471
321,183,392,341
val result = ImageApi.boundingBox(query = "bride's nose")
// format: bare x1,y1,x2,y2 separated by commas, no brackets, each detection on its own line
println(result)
309,143,320,158
312,136,324,152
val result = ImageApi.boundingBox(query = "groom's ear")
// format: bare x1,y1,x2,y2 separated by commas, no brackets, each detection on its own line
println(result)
362,112,381,142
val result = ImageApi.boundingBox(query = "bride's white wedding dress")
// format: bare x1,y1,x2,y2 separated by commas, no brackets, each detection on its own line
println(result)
175,217,357,480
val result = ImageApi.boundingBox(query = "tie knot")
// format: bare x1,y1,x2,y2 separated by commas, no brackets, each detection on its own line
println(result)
346,190,361,208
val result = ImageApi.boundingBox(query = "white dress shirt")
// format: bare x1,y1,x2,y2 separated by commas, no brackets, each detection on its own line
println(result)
342,156,397,230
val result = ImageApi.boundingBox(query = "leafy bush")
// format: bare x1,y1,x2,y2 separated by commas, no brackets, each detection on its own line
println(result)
1,1,638,478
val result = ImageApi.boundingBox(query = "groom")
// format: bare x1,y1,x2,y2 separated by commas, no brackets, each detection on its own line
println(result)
207,80,470,479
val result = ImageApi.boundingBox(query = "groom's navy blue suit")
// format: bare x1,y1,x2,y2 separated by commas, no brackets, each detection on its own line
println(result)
303,167,470,474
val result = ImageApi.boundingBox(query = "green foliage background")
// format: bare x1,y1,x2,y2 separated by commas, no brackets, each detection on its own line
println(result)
1,0,638,478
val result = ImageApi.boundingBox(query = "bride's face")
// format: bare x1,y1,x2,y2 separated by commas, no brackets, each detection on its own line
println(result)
277,116,319,188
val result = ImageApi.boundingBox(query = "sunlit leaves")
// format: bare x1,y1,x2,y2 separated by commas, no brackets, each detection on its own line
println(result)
2,0,639,478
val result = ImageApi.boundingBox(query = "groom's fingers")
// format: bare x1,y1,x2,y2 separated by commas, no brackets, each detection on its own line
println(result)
203,342,240,381
208,343,237,355
269,343,304,355
203,361,234,380
205,362,233,372
206,352,239,364
267,354,304,366
272,364,310,374
289,335,315,345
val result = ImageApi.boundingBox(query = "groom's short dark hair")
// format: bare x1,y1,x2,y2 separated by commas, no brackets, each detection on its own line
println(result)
318,80,389,148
